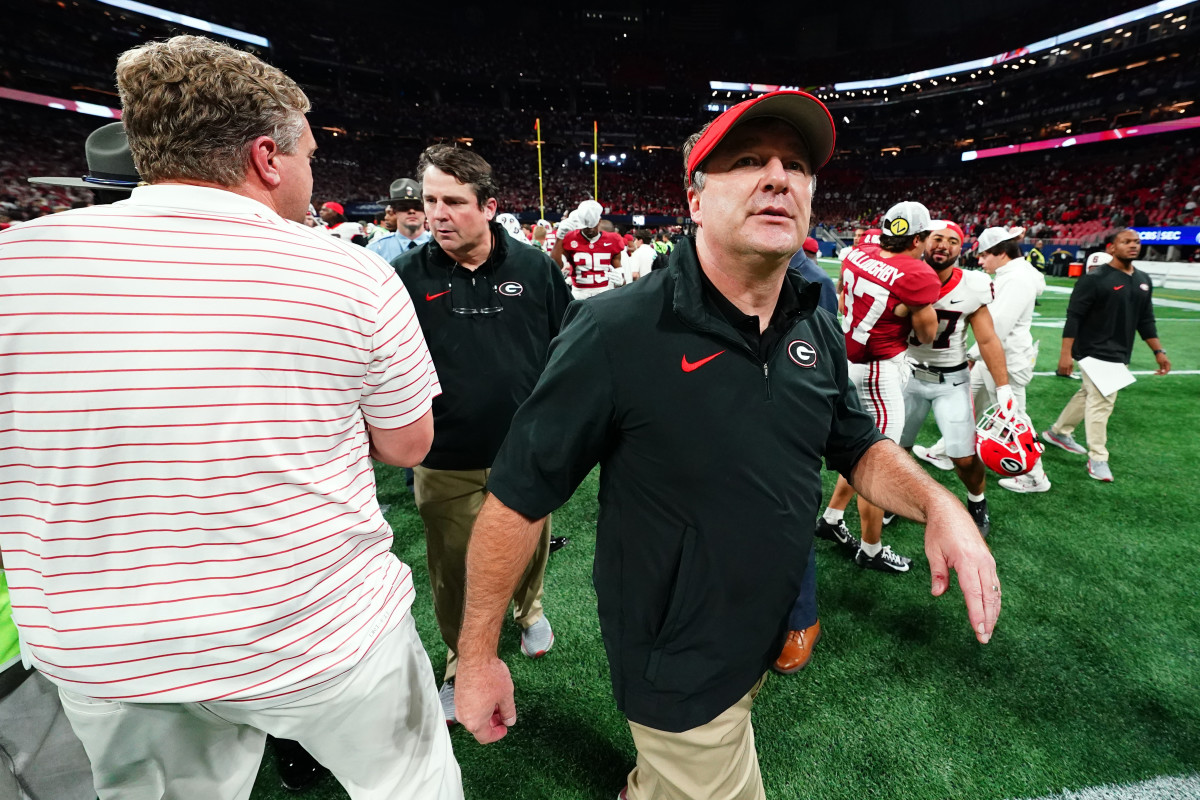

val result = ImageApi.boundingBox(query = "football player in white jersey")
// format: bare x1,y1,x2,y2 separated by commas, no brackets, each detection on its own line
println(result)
900,222,1013,538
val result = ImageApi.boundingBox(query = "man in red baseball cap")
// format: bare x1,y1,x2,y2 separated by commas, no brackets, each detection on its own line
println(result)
454,91,1001,800
318,200,365,243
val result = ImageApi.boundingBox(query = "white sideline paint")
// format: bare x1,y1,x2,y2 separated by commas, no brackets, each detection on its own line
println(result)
1034,370,1200,377
1032,318,1200,327
1014,774,1200,800
1041,284,1200,312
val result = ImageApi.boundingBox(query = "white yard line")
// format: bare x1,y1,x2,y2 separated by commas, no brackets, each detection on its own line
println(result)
1041,284,1200,311
1034,370,1200,377
1012,775,1200,800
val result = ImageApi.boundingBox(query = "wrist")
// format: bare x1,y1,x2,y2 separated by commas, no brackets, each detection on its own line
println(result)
1153,348,1166,355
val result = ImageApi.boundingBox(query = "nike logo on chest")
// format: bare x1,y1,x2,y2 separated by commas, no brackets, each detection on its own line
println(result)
681,350,726,372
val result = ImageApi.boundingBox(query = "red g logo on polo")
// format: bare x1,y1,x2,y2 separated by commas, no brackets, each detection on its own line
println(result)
787,339,818,368
498,281,524,296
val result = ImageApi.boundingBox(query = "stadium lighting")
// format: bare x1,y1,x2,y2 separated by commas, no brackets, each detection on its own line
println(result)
94,0,270,47
0,86,120,119
739,0,1190,93
608,155,617,162
961,113,1200,161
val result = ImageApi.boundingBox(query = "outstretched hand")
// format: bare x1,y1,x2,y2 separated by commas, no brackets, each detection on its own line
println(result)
455,657,517,744
925,500,1001,644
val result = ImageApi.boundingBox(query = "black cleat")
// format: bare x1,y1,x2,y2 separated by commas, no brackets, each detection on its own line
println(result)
815,518,859,555
273,737,329,793
854,545,912,574
968,499,991,540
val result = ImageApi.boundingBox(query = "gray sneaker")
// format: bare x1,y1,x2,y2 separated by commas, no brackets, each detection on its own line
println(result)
520,616,555,658
1041,429,1086,455
1087,459,1113,482
439,679,456,726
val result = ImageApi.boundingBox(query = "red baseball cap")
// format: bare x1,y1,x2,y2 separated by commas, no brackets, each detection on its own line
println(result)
687,90,836,182
321,201,344,215
931,220,966,242
803,236,820,254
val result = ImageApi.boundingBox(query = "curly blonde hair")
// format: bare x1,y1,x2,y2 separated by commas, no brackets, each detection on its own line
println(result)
116,35,311,186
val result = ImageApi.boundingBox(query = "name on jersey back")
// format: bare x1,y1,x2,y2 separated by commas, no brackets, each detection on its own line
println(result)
847,248,907,286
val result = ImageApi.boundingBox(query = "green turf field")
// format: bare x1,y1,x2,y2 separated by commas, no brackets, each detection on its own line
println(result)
250,270,1200,800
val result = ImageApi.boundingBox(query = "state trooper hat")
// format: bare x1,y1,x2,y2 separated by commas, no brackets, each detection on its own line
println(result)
29,122,141,190
380,178,422,205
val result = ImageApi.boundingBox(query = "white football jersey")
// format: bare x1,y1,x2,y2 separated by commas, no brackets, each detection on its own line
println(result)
907,267,993,367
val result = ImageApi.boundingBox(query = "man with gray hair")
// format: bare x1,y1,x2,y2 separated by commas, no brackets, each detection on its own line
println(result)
0,35,461,800
453,91,999,800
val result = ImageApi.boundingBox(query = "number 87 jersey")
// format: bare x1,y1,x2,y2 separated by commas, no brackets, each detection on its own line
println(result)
840,244,940,363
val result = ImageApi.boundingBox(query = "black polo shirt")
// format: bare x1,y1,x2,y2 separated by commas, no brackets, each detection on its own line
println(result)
1063,263,1158,364
392,222,573,470
698,266,805,361
487,237,883,732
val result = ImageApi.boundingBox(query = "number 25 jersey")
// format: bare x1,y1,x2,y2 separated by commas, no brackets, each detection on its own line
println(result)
561,229,624,288
840,245,940,363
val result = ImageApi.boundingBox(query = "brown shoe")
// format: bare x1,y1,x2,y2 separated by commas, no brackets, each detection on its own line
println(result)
772,620,822,674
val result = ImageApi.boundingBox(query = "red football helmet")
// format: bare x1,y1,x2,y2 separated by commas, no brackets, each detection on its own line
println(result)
976,404,1044,477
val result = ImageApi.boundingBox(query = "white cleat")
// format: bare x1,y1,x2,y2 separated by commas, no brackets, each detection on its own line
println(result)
998,473,1052,493
913,444,953,471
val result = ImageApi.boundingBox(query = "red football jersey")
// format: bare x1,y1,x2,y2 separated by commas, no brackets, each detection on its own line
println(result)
561,230,624,288
840,245,940,362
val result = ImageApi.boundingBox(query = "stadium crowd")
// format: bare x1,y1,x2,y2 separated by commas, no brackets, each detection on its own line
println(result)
1,1,1197,797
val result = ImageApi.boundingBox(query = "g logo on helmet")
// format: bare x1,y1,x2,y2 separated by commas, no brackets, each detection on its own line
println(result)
999,456,1023,476
975,403,1044,478
888,218,910,236
498,281,524,296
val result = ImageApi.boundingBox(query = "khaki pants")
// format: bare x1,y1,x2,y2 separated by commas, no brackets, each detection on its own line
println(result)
58,615,461,800
413,466,551,680
625,675,768,800
1051,369,1118,462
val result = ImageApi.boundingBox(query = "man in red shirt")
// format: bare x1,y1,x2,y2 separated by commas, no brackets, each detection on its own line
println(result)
816,202,940,573
553,199,624,299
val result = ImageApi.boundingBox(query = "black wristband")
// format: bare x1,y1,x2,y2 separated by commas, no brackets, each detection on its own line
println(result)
1153,349,1166,355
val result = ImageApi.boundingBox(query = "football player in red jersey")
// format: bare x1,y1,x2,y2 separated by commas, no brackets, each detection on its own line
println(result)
816,202,940,573
552,200,624,299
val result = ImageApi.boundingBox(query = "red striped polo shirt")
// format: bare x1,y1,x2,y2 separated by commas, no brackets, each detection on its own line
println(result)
0,184,440,703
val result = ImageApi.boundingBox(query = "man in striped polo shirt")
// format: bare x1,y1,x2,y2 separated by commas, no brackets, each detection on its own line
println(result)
0,35,461,800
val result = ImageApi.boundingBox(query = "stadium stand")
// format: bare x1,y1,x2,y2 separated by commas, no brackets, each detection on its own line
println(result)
2,0,1197,251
